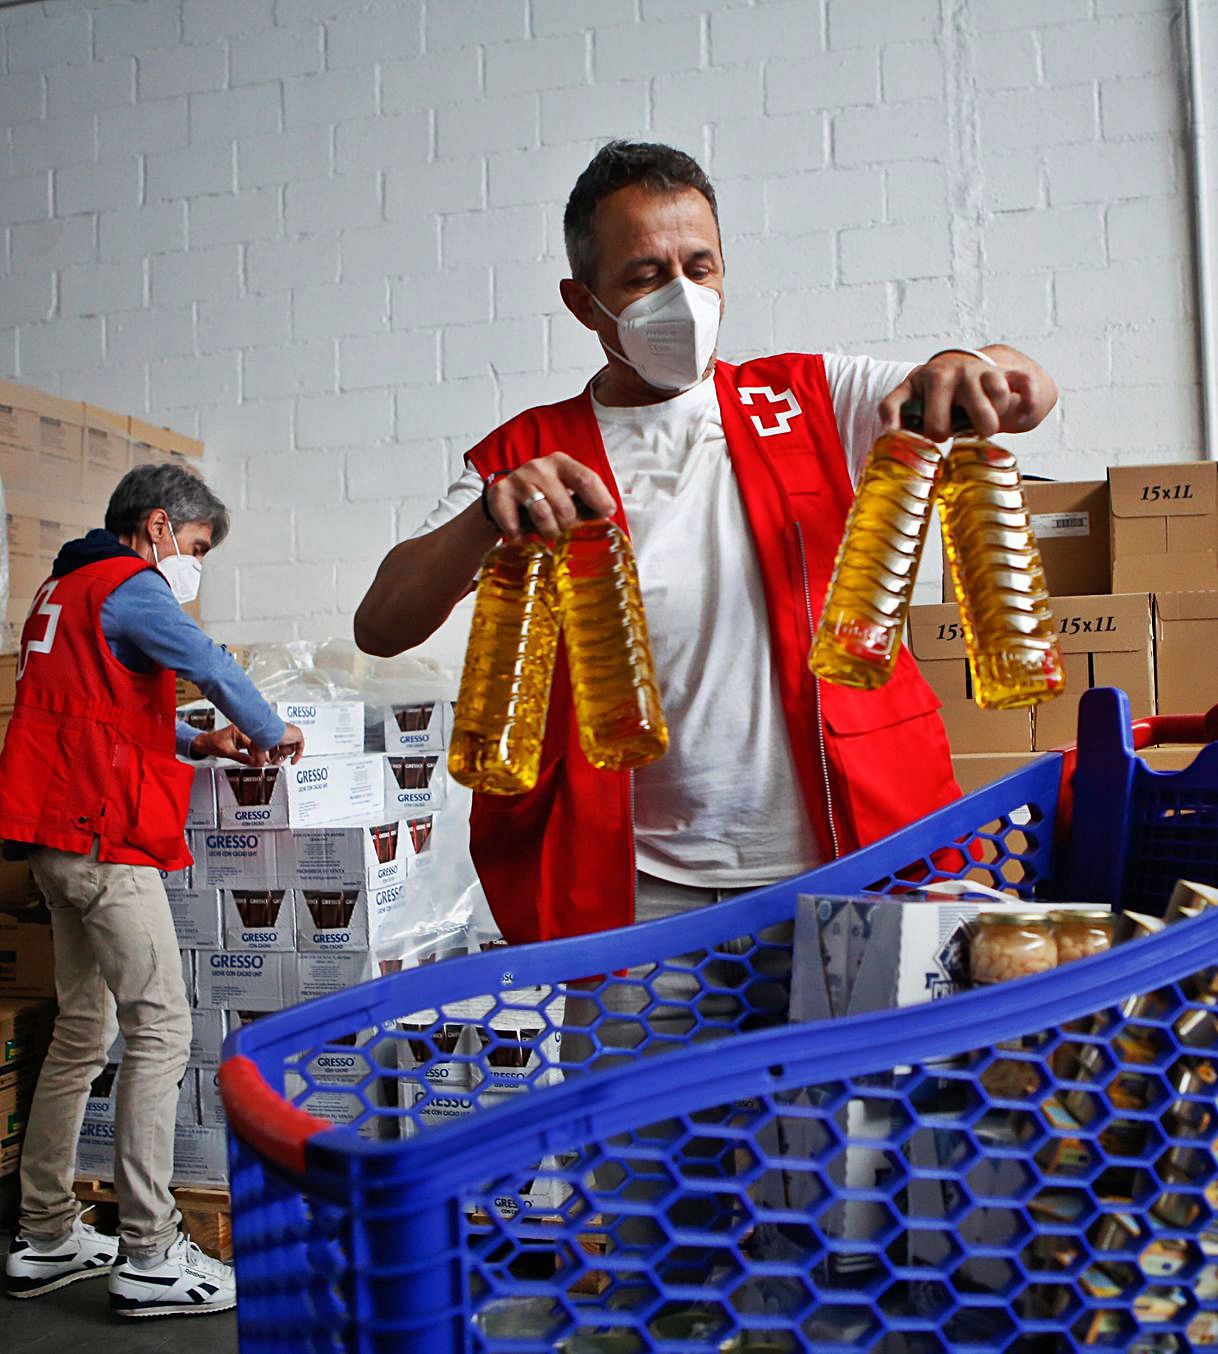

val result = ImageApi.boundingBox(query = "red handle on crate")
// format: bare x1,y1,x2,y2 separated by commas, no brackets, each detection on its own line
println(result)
218,1055,330,1176
1055,703,1218,838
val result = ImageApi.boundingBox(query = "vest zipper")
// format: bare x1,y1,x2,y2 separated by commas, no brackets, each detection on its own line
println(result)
794,522,841,861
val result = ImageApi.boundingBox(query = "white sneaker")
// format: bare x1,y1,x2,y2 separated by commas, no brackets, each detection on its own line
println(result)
108,1234,236,1318
5,1214,120,1298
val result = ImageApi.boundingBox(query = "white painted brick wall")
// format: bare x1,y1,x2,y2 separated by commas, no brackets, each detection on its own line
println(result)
0,0,1213,647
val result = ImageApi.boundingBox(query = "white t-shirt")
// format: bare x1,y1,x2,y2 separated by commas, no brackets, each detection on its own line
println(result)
413,353,915,887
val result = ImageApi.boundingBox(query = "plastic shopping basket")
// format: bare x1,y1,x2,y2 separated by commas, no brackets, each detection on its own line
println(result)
221,688,1218,1352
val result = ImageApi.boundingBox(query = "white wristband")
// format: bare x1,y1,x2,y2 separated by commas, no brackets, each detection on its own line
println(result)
926,346,998,368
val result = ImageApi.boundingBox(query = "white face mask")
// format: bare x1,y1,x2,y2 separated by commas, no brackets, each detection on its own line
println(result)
592,275,722,393
152,522,202,606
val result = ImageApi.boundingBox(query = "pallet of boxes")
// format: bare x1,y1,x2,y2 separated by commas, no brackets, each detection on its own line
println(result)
909,464,1217,790
73,691,454,1256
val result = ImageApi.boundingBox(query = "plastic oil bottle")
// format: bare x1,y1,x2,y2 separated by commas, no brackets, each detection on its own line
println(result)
553,519,668,771
938,437,1065,709
448,537,559,795
809,404,948,688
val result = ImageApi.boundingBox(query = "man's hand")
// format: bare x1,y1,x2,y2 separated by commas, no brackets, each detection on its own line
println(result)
270,722,306,765
878,346,1058,443
485,452,617,539
190,725,270,767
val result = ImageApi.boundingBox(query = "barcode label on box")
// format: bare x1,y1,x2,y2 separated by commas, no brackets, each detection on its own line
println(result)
1031,511,1090,539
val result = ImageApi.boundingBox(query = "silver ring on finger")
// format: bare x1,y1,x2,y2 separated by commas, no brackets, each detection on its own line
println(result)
523,490,546,507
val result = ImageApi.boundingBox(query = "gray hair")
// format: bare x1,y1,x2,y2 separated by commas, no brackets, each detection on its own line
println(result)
563,140,720,288
105,463,230,546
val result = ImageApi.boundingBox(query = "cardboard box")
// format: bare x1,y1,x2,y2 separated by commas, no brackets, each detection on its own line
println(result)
907,604,1035,753
195,949,291,1012
83,1063,198,1129
951,751,1040,795
0,997,53,1076
81,405,132,506
110,1008,227,1069
1033,593,1154,750
1109,462,1218,593
1025,480,1111,597
280,819,412,892
0,905,55,999
129,415,203,462
293,879,418,954
222,889,297,952
184,763,217,829
383,754,447,815
274,701,364,757
171,1125,226,1186
166,888,222,948
380,701,452,754
180,949,196,1006
75,1116,117,1178
192,828,279,889
214,753,384,830
291,951,379,1003
0,1076,35,1174
197,1066,225,1129
1155,591,1218,716
0,387,85,498
0,381,40,450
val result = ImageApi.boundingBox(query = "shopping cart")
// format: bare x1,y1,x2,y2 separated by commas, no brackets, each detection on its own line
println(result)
221,688,1218,1352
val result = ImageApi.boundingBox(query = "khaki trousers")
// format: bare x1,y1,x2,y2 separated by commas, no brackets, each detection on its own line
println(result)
20,842,192,1259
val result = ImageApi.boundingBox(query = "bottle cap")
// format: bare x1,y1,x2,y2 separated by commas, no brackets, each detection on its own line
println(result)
900,397,974,435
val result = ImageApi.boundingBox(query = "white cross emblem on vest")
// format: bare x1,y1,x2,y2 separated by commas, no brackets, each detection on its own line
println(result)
738,385,803,438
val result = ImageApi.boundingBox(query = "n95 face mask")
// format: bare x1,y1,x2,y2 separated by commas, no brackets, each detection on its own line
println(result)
153,523,203,606
593,275,722,393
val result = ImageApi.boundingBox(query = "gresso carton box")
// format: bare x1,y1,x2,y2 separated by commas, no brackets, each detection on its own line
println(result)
1032,593,1154,750
292,951,379,1003
1024,480,1111,597
222,889,297,953
195,949,291,1012
166,887,222,948
907,605,1034,754
280,819,412,892
1109,461,1218,593
292,878,413,954
380,701,452,755
383,754,447,815
171,1125,226,1186
1154,591,1218,716
184,763,217,829
192,828,279,889
214,753,384,830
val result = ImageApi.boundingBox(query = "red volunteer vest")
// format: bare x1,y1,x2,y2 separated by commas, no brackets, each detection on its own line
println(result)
466,354,959,944
0,556,193,871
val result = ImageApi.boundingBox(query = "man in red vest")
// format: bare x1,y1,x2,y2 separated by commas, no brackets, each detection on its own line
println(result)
1,463,304,1318
356,140,1057,947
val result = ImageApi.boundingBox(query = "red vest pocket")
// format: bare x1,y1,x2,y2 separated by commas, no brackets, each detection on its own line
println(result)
108,746,194,868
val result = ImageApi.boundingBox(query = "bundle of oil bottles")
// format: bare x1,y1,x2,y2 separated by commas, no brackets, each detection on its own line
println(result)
450,404,1063,799
812,401,1065,709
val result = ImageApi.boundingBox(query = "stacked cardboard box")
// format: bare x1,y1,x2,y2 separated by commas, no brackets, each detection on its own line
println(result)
75,697,455,1184
1,379,203,631
0,997,54,1226
914,463,1218,793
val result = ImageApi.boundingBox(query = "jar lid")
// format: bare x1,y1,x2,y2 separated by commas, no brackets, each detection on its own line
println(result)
1046,908,1113,924
975,910,1052,926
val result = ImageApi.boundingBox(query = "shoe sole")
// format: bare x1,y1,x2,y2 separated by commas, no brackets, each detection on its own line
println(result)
111,1295,236,1318
6,1265,116,1299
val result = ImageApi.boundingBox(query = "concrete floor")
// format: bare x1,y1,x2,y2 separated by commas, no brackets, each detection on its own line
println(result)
0,1233,238,1352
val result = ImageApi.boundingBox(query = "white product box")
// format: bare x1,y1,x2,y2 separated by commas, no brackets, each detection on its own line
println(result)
167,888,222,948
383,754,447,815
181,949,196,1006
183,763,217,829
222,889,297,952
192,828,279,889
293,879,422,954
381,701,452,755
83,1065,198,1128
197,1067,224,1129
76,1117,116,1177
178,700,217,734
171,1125,227,1186
280,819,411,892
216,700,365,757
109,1008,228,1069
276,700,365,756
292,951,379,1003
195,949,291,1012
215,754,384,830
159,855,192,891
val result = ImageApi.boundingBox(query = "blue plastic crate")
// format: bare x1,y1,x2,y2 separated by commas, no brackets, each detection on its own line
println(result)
221,689,1218,1352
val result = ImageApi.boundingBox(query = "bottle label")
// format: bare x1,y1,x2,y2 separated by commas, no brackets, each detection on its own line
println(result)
1030,511,1089,539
